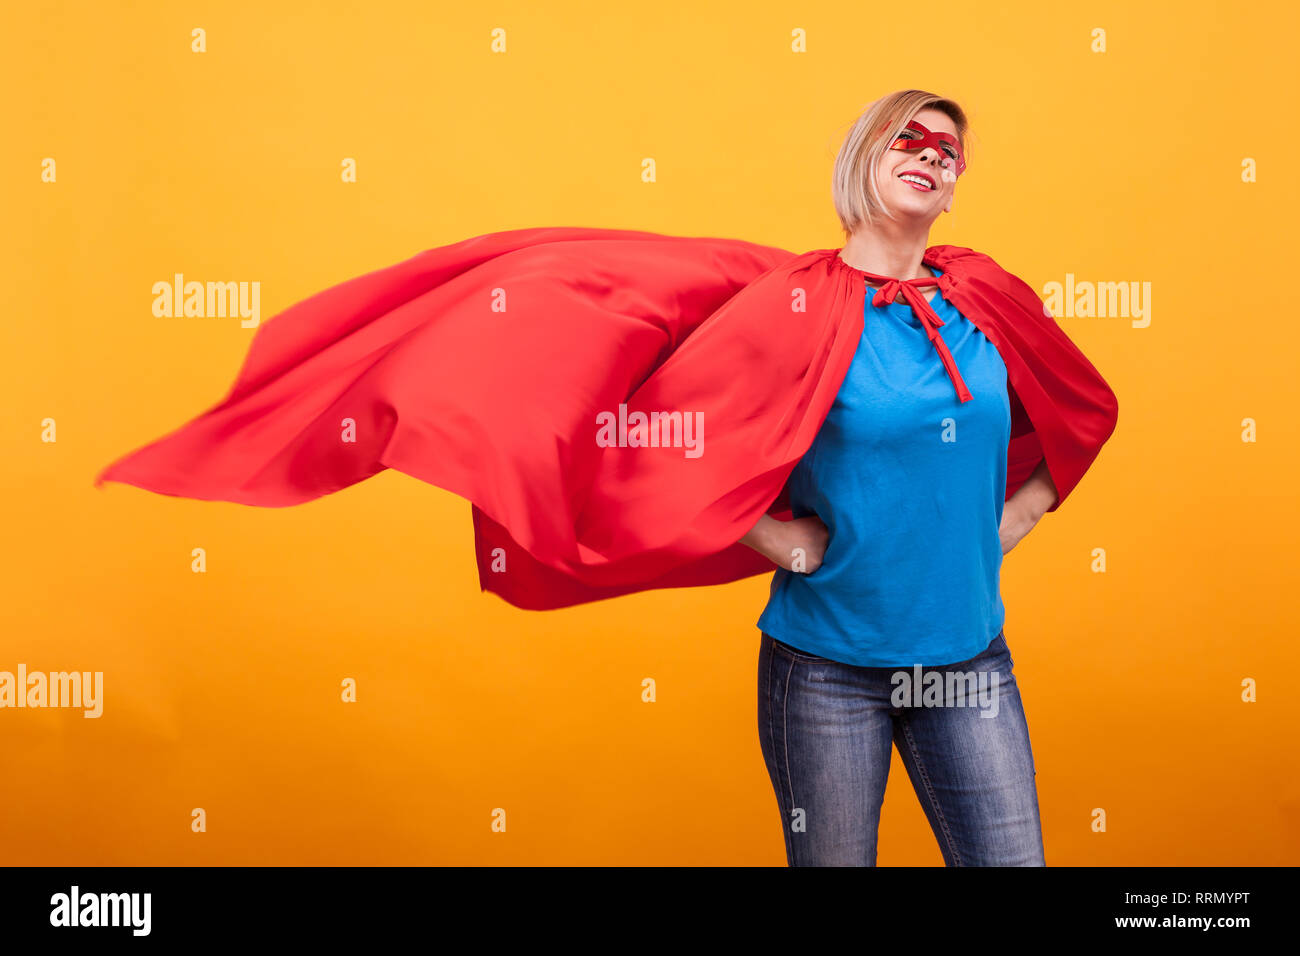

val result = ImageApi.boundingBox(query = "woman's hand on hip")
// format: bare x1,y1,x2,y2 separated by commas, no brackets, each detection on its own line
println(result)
999,498,1042,554
1001,459,1057,554
739,513,830,573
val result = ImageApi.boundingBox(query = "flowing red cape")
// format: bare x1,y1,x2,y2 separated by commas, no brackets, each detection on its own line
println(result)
95,226,1119,610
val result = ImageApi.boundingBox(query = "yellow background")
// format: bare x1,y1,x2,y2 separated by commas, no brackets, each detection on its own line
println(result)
3,0,1297,865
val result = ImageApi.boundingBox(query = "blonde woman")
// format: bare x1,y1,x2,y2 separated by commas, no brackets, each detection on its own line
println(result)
741,90,1086,866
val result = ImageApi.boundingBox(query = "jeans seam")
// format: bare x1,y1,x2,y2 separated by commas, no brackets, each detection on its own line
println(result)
898,717,963,867
765,643,800,863
778,655,799,822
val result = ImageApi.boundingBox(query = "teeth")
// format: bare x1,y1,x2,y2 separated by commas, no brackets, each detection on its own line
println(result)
899,174,933,189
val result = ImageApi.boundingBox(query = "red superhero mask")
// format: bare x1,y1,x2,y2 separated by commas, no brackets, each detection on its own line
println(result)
889,119,967,178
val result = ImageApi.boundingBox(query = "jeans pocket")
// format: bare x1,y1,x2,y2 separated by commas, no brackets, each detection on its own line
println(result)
767,633,831,664
967,630,1010,670
998,630,1015,671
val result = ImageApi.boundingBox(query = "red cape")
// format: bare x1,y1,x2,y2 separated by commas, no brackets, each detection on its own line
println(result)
95,226,1119,610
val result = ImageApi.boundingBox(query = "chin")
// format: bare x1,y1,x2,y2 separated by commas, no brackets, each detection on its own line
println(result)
895,194,938,214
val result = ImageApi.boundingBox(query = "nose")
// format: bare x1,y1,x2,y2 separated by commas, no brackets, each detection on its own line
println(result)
916,147,956,180
917,147,944,167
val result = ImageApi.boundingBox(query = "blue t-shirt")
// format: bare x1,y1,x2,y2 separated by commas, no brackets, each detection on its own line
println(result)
756,269,1011,667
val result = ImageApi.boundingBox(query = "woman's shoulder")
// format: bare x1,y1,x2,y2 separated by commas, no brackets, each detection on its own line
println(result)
925,243,1004,275
926,244,1043,300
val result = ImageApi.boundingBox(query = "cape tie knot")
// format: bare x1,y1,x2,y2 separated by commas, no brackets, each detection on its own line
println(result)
861,271,942,310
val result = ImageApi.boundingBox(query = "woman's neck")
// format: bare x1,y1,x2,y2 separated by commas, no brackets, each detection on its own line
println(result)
837,228,934,281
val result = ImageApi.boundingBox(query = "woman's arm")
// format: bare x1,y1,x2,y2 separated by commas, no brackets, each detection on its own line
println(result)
740,513,829,573
1000,459,1058,554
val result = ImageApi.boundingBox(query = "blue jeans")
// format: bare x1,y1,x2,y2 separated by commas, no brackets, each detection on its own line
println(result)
757,629,1046,866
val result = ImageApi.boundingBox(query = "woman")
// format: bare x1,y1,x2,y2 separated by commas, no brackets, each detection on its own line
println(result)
740,90,1055,866
95,90,1117,866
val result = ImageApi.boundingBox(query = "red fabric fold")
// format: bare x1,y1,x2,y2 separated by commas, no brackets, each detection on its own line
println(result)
95,226,1119,610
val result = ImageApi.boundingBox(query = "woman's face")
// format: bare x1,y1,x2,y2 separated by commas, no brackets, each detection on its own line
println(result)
875,107,962,221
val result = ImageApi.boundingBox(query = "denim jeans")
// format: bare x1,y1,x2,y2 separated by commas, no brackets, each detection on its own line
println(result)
757,629,1046,866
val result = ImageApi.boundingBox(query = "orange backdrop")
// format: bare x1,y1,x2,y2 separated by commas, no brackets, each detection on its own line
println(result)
4,0,1298,865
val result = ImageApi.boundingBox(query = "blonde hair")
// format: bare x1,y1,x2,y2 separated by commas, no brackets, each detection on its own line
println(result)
831,89,971,236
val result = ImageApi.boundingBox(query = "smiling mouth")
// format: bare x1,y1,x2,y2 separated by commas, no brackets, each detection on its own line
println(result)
898,171,936,191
